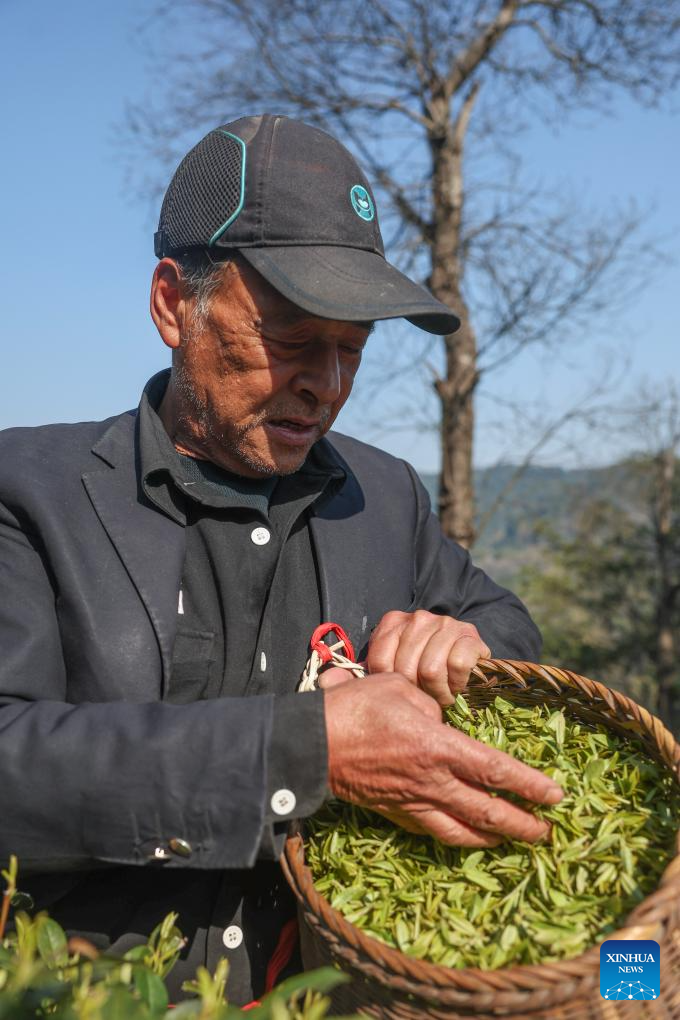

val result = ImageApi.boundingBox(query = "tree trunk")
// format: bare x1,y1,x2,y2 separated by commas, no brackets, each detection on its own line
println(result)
428,86,480,548
434,302,478,549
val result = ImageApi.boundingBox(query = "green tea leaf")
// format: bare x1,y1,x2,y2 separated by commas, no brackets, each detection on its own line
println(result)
493,696,514,715
461,850,485,872
101,986,147,1020
585,759,606,785
393,918,411,951
546,711,566,748
134,968,168,1014
500,924,519,951
462,868,501,892
36,916,69,969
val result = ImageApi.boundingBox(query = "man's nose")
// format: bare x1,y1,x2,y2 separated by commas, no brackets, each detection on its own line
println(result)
293,343,342,405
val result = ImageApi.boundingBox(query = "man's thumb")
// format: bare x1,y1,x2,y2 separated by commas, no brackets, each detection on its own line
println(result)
318,666,354,689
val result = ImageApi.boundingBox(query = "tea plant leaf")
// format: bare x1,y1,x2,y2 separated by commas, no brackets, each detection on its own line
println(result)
100,986,148,1020
134,968,168,1015
36,916,69,969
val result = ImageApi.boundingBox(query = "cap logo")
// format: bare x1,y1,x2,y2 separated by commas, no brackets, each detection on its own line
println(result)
350,184,375,222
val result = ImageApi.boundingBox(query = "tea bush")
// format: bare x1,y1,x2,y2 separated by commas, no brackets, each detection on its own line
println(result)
0,858,355,1020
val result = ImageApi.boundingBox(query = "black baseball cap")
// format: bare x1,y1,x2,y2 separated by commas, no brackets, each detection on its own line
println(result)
155,114,460,335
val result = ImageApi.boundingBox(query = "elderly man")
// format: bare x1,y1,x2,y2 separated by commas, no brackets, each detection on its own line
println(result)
0,115,561,1004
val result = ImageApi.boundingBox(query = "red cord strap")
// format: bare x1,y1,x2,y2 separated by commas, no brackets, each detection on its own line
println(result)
309,622,356,664
242,918,299,1010
298,622,365,692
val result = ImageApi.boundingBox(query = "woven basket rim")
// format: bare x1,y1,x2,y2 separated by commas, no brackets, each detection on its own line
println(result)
283,658,680,1010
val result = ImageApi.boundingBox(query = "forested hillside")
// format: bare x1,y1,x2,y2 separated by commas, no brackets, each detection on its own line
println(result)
420,463,630,584
420,461,680,733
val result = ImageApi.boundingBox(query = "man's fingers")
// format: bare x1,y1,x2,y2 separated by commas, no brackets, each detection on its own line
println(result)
418,809,504,848
392,623,436,686
377,806,503,848
369,610,449,679
368,612,492,703
318,666,354,689
444,727,564,806
366,616,403,674
416,629,489,703
414,629,458,703
446,634,490,695
427,776,551,842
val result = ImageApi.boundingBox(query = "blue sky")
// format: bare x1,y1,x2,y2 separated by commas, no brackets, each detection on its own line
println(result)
2,0,678,472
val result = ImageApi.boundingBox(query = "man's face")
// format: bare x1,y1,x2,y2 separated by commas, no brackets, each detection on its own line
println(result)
166,259,371,476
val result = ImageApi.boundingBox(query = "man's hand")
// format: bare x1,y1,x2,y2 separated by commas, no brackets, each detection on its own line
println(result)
322,672,563,847
367,610,490,705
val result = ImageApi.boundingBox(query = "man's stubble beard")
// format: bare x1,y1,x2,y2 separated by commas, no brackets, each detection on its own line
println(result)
173,343,332,477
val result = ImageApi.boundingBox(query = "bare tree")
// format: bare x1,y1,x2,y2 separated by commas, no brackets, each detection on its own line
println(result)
126,0,679,545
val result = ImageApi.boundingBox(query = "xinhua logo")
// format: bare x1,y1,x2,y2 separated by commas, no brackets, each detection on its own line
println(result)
600,939,660,1001
350,184,375,221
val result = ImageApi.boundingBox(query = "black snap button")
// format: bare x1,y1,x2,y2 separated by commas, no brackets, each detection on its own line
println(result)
11,890,34,910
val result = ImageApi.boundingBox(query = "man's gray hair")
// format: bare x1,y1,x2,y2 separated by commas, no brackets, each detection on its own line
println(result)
174,250,232,323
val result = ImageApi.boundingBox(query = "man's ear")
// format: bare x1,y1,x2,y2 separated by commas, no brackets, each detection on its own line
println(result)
150,259,190,350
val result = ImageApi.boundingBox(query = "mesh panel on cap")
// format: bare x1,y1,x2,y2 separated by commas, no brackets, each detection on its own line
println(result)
160,130,244,252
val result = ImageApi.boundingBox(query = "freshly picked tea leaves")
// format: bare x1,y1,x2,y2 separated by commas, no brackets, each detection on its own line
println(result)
306,696,679,970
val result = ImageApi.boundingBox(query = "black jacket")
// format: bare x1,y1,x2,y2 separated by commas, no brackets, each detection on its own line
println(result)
0,396,540,976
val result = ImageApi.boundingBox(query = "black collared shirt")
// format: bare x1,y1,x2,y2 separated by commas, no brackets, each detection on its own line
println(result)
136,371,343,1003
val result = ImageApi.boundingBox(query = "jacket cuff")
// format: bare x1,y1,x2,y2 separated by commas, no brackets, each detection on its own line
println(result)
258,690,329,860
265,690,329,821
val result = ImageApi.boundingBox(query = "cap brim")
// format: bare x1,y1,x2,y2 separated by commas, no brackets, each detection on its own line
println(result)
237,246,460,335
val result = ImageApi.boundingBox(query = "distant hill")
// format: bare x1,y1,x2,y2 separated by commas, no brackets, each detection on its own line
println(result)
418,462,633,586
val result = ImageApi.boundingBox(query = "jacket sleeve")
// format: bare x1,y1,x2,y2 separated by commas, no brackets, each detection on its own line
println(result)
406,466,542,661
0,502,275,874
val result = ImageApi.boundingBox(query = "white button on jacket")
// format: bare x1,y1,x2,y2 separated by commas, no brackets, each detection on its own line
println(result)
270,789,297,816
222,925,243,949
250,527,271,546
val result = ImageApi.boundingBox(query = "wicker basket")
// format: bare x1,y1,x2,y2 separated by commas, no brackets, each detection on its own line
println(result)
282,659,680,1019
